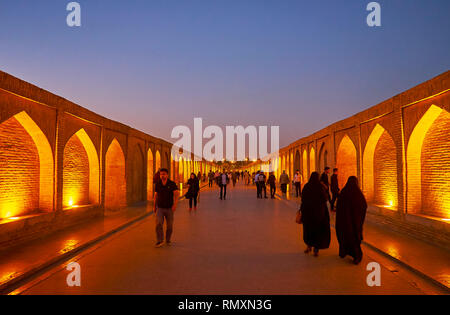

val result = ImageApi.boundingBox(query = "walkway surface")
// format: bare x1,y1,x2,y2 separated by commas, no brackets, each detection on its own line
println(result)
2,183,447,295
277,190,450,290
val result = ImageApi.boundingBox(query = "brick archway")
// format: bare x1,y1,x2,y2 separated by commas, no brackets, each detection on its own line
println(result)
105,139,126,210
336,135,357,190
0,111,54,218
363,124,397,208
63,128,99,208
407,105,450,218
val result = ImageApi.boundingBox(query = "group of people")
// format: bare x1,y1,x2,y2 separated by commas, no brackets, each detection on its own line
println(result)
299,167,367,264
152,165,368,265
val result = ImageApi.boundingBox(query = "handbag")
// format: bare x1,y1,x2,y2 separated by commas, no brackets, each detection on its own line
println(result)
295,210,303,224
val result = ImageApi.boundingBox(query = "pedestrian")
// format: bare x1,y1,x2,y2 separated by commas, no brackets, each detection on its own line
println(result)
208,171,214,187
279,170,290,194
320,167,331,203
255,171,261,198
258,171,268,199
268,172,276,199
335,176,367,265
186,173,200,211
294,170,302,198
232,171,237,187
244,171,250,186
153,168,161,186
153,168,179,247
219,170,229,200
330,168,340,211
299,172,331,256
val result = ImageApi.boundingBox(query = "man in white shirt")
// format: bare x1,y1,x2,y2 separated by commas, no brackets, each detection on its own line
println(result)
219,171,229,200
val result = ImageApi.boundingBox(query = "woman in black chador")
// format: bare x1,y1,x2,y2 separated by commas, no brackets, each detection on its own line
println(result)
335,176,367,265
186,173,200,211
300,172,331,256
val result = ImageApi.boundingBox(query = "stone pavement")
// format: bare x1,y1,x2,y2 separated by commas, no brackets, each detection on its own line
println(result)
4,183,446,295
275,189,450,291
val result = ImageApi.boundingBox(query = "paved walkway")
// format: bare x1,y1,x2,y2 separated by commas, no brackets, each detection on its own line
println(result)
9,183,444,295
276,190,450,290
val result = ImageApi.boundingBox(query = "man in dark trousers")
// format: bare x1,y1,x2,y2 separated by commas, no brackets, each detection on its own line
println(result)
219,171,229,200
320,167,331,203
258,171,268,199
330,168,340,211
154,168,179,247
268,172,276,199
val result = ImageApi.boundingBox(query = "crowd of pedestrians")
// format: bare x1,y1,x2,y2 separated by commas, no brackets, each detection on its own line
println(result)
152,164,368,265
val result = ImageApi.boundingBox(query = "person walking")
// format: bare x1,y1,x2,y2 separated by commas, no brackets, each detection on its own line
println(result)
186,173,200,211
335,176,367,265
299,172,331,256
255,171,261,198
330,168,340,211
244,171,249,186
219,171,229,200
153,168,161,186
208,171,214,187
268,172,276,199
153,168,179,247
231,171,237,187
279,170,290,194
294,170,302,198
320,167,331,203
258,171,268,199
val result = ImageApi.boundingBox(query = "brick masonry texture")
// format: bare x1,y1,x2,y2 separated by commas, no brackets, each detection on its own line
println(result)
0,70,215,248
248,70,450,248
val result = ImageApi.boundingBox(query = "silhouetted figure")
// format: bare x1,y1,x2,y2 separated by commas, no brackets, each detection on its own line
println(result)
219,171,229,200
335,176,367,265
268,172,276,198
300,172,331,256
320,167,331,203
279,170,290,194
330,168,340,211
294,171,302,198
186,173,200,210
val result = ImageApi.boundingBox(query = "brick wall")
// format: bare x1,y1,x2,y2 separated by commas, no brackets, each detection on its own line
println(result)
105,139,127,210
421,110,450,218
0,117,40,218
373,130,398,207
336,136,357,189
63,134,90,207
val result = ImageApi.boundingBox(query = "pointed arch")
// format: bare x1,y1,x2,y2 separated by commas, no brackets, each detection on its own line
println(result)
309,147,316,175
294,150,301,174
130,143,145,204
318,142,328,172
0,111,54,218
302,149,308,183
105,139,126,209
336,135,357,190
63,128,99,208
363,124,397,207
147,148,154,200
155,150,161,173
407,105,450,218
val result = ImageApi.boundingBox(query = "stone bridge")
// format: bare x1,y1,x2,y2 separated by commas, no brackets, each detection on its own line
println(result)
246,71,450,247
0,71,216,247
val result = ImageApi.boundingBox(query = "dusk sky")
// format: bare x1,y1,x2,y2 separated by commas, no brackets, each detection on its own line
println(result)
1,0,449,149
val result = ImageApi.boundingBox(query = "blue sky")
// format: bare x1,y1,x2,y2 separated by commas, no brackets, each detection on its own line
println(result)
0,0,449,148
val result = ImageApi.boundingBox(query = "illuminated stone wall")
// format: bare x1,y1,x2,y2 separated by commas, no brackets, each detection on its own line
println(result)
421,110,450,218
260,70,450,235
63,133,90,207
0,70,215,227
0,116,40,218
